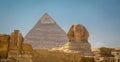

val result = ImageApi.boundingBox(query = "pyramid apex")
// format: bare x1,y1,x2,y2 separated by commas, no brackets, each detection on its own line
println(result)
44,13,48,15
39,13,56,24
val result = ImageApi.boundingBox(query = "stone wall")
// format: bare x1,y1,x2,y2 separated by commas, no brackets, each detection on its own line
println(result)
95,57,114,62
32,49,94,62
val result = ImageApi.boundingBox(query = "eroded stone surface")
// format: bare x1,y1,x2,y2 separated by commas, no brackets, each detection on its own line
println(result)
97,47,113,57
22,43,33,53
68,24,89,42
0,34,10,58
0,30,33,62
32,49,94,62
9,30,24,51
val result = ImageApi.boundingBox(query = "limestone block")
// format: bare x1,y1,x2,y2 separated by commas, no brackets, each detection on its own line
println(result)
115,58,120,62
0,34,10,58
97,57,114,62
81,56,95,62
18,54,33,62
22,43,33,52
98,47,113,57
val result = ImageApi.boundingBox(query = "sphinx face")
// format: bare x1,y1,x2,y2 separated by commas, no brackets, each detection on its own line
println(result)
74,25,85,41
68,24,89,42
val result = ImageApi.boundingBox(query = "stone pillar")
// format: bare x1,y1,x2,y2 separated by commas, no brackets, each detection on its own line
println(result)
8,30,24,62
9,30,23,51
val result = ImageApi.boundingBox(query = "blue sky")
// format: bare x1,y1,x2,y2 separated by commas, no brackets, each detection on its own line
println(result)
0,0,120,48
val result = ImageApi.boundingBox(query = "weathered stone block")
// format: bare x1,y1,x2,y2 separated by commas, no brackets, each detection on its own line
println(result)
0,34,10,58
9,30,24,51
22,43,33,53
98,47,113,57
97,57,114,62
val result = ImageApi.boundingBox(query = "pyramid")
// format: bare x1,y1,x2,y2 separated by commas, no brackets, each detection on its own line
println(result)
24,13,68,49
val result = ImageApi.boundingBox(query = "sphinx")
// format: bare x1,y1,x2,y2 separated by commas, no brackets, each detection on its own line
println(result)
59,24,94,56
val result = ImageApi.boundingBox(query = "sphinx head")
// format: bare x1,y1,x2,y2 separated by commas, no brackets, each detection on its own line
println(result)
67,24,89,42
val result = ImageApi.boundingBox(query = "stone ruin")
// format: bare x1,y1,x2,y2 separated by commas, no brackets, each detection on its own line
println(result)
0,30,33,62
92,47,120,62
0,34,10,59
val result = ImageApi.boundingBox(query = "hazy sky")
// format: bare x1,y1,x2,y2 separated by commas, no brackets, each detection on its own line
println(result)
0,0,120,48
